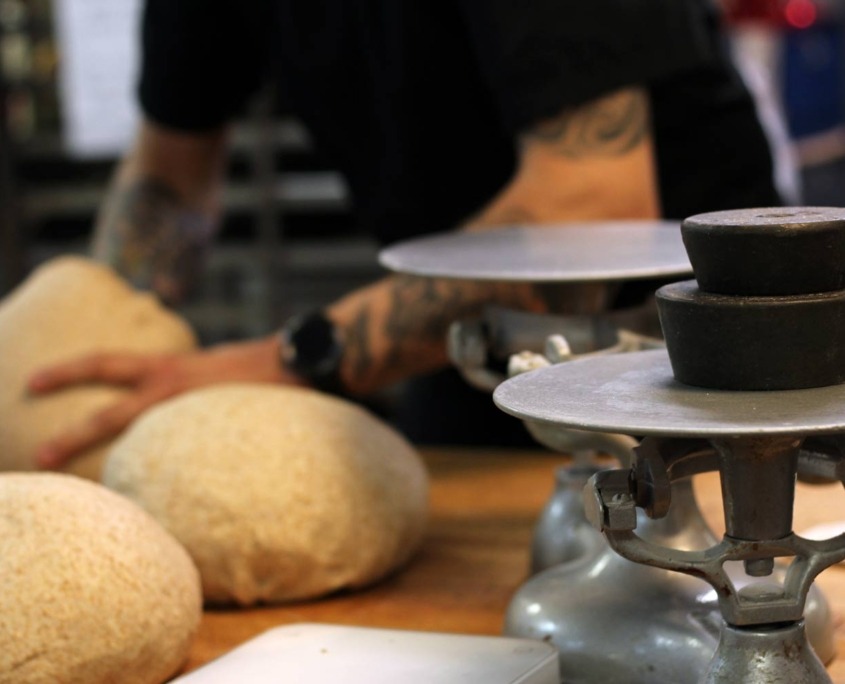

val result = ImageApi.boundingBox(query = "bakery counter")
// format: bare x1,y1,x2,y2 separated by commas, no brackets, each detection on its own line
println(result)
182,447,845,681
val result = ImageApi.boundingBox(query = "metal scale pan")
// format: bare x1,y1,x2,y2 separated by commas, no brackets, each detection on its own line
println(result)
379,218,692,442
379,220,689,282
494,348,845,438
381,220,689,411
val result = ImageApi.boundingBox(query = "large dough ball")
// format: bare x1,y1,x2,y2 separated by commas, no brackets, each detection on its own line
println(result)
0,473,202,684
103,384,430,605
0,256,197,479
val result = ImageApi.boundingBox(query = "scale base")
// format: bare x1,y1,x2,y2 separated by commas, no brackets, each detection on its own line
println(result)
704,621,829,684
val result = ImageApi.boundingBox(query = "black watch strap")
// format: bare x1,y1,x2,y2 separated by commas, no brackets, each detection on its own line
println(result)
278,310,345,394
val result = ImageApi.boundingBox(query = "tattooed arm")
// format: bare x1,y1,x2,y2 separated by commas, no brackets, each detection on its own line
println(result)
473,87,658,224
327,87,660,394
29,118,303,467
91,118,230,304
29,87,659,466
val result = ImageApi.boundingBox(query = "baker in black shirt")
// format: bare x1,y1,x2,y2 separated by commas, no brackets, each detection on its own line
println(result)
30,0,782,466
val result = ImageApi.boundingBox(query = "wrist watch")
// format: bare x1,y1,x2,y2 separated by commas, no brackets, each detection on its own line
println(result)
277,310,345,394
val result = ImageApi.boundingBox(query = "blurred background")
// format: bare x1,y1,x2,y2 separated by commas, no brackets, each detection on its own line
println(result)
1,0,844,344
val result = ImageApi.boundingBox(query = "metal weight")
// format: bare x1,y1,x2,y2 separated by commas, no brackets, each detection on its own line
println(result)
681,206,845,296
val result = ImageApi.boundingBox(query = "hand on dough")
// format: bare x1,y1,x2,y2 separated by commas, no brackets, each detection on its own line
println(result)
27,336,296,469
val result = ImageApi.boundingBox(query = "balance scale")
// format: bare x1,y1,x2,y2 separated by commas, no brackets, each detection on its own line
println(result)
381,212,842,682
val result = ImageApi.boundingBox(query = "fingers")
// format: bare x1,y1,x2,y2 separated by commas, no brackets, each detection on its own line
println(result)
28,353,151,394
34,390,165,469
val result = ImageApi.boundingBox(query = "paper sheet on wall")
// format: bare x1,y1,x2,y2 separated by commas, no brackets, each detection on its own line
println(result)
52,0,142,158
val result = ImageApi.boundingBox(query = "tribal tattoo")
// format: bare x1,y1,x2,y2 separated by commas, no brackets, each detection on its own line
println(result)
91,177,216,304
522,89,648,158
340,273,573,390
339,272,615,391
382,276,485,358
343,305,375,383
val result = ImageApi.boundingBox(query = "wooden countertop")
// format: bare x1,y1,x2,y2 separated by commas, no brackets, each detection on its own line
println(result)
182,447,845,681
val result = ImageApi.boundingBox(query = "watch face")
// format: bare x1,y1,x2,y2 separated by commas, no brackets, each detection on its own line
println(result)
287,312,343,377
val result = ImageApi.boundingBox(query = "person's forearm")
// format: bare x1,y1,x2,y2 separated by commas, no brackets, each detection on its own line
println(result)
326,273,610,396
91,120,229,304
327,275,520,395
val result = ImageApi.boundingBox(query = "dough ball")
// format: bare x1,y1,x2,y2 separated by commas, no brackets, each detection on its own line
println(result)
0,473,202,684
103,384,430,605
0,256,197,479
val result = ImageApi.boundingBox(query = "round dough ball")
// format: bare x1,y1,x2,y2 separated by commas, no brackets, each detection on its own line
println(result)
0,473,202,684
0,256,197,479
103,384,430,605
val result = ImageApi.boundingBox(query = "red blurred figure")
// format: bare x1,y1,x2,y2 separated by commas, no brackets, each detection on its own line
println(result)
722,0,784,24
783,0,818,29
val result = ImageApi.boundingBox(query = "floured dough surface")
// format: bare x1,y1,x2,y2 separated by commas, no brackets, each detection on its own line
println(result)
0,256,197,479
103,384,430,605
0,472,202,684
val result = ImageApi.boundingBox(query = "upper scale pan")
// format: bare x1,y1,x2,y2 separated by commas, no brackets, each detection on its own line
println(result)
379,221,689,282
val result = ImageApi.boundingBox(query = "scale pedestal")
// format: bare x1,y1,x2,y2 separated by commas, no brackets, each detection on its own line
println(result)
496,350,845,683
495,208,845,683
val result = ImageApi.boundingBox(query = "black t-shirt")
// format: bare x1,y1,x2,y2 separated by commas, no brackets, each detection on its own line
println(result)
139,0,781,246
138,1,782,446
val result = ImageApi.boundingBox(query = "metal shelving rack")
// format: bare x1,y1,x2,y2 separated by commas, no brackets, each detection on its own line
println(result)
0,0,382,343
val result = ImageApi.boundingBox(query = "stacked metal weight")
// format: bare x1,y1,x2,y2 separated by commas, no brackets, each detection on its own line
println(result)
658,207,845,391
652,206,845,683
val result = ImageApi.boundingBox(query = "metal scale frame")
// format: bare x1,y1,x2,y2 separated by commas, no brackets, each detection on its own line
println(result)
380,213,839,682
494,207,845,683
